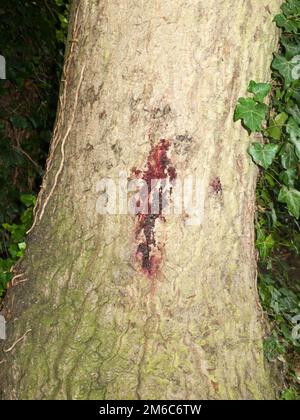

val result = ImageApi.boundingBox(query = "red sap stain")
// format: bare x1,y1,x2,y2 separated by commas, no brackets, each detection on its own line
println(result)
209,176,222,195
132,139,176,278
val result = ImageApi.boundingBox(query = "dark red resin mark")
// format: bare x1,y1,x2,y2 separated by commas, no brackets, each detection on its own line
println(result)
133,139,176,278
210,176,222,195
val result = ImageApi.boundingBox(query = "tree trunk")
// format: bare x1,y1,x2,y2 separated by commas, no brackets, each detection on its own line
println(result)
0,0,282,400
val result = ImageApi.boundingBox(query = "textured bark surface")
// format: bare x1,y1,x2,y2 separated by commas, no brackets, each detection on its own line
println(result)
0,0,282,399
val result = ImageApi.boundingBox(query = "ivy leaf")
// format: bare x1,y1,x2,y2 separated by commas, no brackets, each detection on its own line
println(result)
272,54,296,87
278,186,300,218
286,103,300,124
18,242,26,251
281,143,298,169
265,173,276,187
275,111,289,126
281,1,300,17
275,14,300,33
281,35,300,60
234,98,267,132
248,81,271,103
256,229,275,260
17,242,26,258
286,117,300,158
267,112,288,140
20,194,36,207
292,81,300,105
279,168,297,187
248,143,279,169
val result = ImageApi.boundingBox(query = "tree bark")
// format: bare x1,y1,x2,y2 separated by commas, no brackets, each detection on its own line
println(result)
0,0,282,399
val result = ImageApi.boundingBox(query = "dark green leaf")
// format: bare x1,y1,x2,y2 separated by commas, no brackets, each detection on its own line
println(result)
278,186,300,218
279,168,297,186
287,103,300,124
267,112,288,140
20,194,36,207
248,80,271,103
234,98,267,132
282,1,300,17
272,54,296,87
275,13,300,33
256,229,275,260
281,35,300,60
286,117,300,158
281,143,298,168
248,143,279,169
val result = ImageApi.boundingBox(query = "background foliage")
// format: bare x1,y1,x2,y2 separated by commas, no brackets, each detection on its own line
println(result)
235,0,300,399
0,0,69,296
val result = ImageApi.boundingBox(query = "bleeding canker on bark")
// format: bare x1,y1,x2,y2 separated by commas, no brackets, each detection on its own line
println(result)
132,139,176,278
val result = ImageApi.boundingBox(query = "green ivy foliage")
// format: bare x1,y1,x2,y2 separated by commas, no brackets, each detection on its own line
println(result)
0,1,69,294
0,0,69,224
235,0,300,399
0,194,35,296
